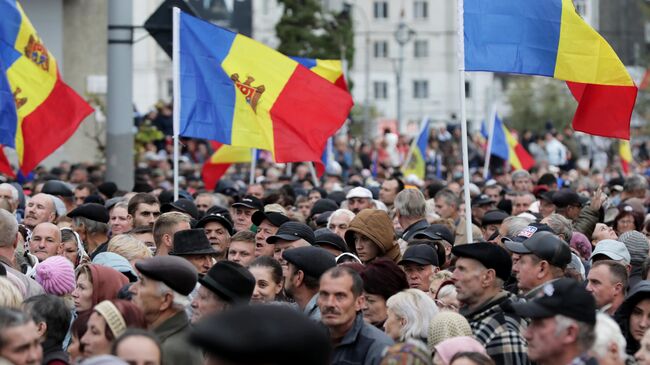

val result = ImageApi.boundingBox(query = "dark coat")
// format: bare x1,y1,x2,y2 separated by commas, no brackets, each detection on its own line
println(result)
153,310,203,365
330,313,394,365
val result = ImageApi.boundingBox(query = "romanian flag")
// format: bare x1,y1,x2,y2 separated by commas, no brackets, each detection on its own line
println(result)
481,115,535,171
176,10,353,172
464,0,637,140
0,0,93,174
620,140,633,174
402,119,429,179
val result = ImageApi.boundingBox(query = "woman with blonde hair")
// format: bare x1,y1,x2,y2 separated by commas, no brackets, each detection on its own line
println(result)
384,289,438,343
0,276,23,309
107,234,153,267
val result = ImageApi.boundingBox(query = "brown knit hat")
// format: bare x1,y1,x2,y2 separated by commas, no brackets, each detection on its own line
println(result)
344,209,401,263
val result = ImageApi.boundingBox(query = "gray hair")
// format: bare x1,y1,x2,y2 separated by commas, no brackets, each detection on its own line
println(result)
157,281,191,310
543,214,573,241
591,312,626,361
0,307,32,348
554,314,595,352
434,189,458,208
624,174,648,193
0,209,17,248
511,169,531,181
0,183,18,202
327,209,355,226
394,189,426,219
195,193,220,207
386,289,438,342
502,216,534,237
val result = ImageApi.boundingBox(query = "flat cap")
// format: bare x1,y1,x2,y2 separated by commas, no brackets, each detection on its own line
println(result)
67,203,109,223
135,256,198,296
481,210,509,226
398,244,439,267
310,199,338,218
190,305,331,365
314,228,349,253
232,195,263,210
267,222,315,244
161,199,199,220
199,261,255,303
252,210,290,227
452,242,512,281
283,246,336,279
42,180,74,197
504,231,571,269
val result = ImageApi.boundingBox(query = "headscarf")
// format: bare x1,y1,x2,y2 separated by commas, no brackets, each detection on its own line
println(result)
427,312,473,353
78,264,129,308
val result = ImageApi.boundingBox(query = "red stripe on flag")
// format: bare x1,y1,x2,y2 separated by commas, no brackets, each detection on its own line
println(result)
0,147,15,178
202,162,231,190
566,82,637,140
513,144,535,170
20,78,93,174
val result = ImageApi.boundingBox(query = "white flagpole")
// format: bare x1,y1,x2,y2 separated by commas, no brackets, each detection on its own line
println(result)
457,0,473,242
172,7,180,201
249,148,257,185
482,104,497,179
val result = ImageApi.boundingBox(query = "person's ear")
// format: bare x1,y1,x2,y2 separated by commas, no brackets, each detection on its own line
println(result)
354,294,365,312
36,321,47,338
160,291,173,311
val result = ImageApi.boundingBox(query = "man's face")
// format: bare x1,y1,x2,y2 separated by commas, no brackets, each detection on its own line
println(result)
512,254,541,293
347,198,372,214
29,223,62,262
0,321,42,365
539,200,555,218
297,201,312,219
233,207,255,232
318,273,363,329
203,221,230,255
129,275,164,326
328,213,352,239
513,177,532,192
194,195,214,215
0,187,17,212
586,264,620,309
452,257,487,307
254,220,278,257
354,233,380,263
482,224,500,241
23,193,56,228
434,198,456,219
592,223,618,243
512,195,534,215
74,187,91,207
109,206,133,235
379,180,399,205
190,285,228,323
227,241,255,266
524,317,567,362
472,204,493,222
133,232,156,253
401,263,437,292
133,203,160,227
246,185,264,199
484,187,500,203
184,254,213,275
308,191,322,204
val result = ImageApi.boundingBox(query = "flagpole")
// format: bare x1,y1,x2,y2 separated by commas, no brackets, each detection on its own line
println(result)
457,0,473,242
482,104,497,179
172,7,180,201
249,148,257,185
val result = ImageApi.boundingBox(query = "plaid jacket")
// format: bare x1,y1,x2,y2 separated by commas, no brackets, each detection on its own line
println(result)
462,291,531,365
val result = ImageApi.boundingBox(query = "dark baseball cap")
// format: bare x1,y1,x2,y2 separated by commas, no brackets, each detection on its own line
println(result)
314,229,349,253
481,210,509,226
161,198,199,220
252,210,290,228
502,223,556,243
267,222,315,245
471,194,494,207
510,278,596,325
504,231,571,269
413,224,454,245
551,190,589,208
398,244,439,267
452,242,512,281
232,196,263,210
67,203,109,223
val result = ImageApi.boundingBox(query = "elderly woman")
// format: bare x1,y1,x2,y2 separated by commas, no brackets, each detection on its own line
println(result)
614,205,644,236
80,300,146,358
384,289,438,343
359,259,409,328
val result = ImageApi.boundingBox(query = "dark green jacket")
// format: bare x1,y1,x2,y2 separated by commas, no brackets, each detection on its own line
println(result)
572,206,601,238
153,310,202,365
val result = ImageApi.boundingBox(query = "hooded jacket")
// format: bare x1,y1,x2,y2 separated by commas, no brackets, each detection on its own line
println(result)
345,209,401,263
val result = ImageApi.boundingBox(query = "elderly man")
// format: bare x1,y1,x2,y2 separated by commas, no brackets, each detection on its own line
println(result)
28,223,62,262
67,203,110,259
318,266,393,364
394,188,429,242
512,191,536,216
194,192,219,217
196,212,233,261
152,211,192,256
398,244,439,291
23,193,57,230
434,189,481,245
231,195,263,232
451,242,529,364
0,308,42,365
0,210,43,297
346,187,374,214
511,278,597,365
379,177,404,211
504,230,572,298
252,210,290,257
512,169,534,192
130,256,202,365
127,193,160,228
327,209,355,239
0,183,19,214
169,229,218,275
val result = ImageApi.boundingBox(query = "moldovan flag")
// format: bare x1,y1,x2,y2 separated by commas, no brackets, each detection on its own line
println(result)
402,119,430,179
175,10,353,171
481,115,535,171
620,140,633,174
0,0,93,175
464,0,637,139
202,142,253,190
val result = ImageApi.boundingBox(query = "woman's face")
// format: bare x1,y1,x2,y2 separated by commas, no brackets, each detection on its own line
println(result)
362,293,387,325
630,298,650,342
616,214,636,235
383,308,404,341
249,266,282,303
72,273,93,312
81,312,112,357
61,240,78,266
67,334,82,363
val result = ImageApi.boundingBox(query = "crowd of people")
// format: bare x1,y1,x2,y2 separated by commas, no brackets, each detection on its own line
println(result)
0,122,650,365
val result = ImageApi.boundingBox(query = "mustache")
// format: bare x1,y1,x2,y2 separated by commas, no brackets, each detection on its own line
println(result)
321,307,341,315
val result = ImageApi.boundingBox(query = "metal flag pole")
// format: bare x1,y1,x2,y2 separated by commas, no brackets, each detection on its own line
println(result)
249,148,257,185
172,7,180,201
457,0,473,242
482,104,497,179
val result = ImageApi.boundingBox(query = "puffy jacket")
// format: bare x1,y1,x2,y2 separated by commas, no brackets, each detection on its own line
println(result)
345,209,401,263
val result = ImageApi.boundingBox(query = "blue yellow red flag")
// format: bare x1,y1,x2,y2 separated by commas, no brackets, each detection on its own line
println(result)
481,115,535,171
464,0,637,139
402,119,430,179
0,0,92,174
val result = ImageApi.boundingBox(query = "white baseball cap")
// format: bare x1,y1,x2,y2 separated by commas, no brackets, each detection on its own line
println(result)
346,187,373,200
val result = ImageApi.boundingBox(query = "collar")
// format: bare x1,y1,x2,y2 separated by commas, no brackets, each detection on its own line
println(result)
337,313,364,347
460,290,510,318
153,310,190,342
304,293,319,315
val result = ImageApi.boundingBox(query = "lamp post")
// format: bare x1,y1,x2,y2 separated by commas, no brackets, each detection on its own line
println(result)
394,14,415,134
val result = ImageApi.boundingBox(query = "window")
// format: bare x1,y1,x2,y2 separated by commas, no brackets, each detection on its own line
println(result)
414,1,428,19
373,1,388,19
373,41,389,58
414,40,428,58
465,81,472,98
373,81,388,99
413,80,428,99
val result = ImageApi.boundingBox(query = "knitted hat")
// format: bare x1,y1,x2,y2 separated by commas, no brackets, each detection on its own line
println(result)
427,312,473,352
35,256,75,296
619,230,649,266
570,232,593,261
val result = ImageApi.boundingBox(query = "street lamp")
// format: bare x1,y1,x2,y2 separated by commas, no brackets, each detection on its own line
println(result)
394,13,415,134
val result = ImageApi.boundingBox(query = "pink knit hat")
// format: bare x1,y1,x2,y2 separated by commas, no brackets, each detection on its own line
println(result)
36,256,76,296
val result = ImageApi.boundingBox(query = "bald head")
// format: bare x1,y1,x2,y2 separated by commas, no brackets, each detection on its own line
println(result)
29,222,62,261
23,193,56,229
